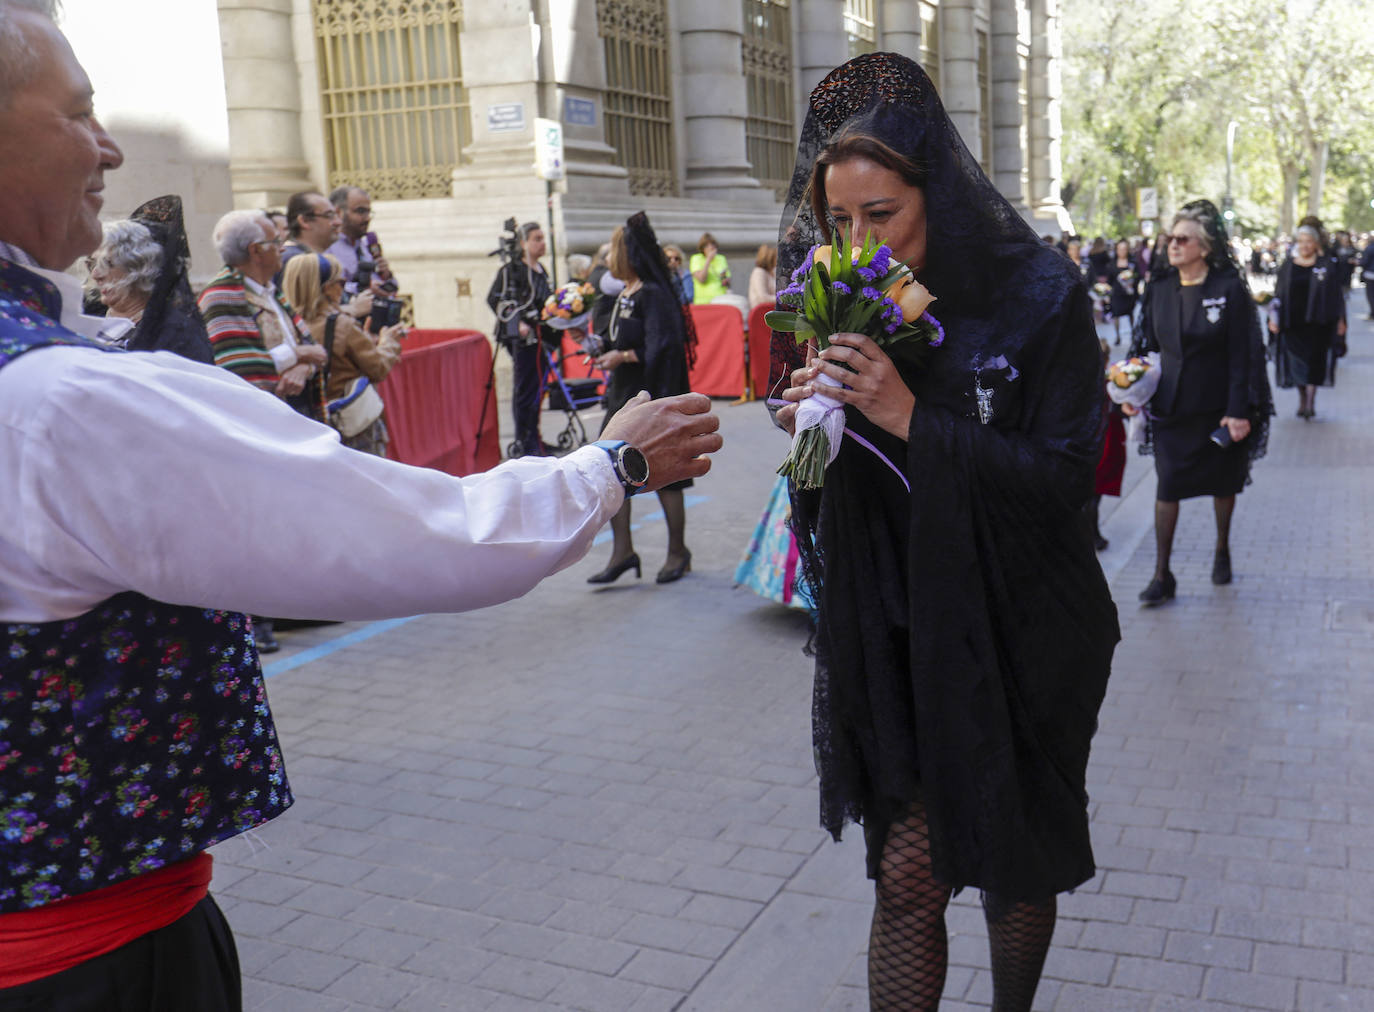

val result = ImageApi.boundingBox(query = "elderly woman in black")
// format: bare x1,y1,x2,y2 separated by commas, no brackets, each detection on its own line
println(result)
84,195,213,363
1129,201,1272,604
773,54,1118,1010
1270,223,1346,419
587,212,698,585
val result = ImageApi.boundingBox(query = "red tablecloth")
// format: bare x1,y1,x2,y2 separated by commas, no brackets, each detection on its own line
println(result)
746,303,774,400
377,328,500,476
688,304,746,397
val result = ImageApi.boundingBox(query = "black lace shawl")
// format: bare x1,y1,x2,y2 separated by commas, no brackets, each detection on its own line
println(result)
772,53,1120,899
622,211,697,373
127,196,213,364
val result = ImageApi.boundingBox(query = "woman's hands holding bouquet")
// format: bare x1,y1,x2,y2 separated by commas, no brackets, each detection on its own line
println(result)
779,335,914,440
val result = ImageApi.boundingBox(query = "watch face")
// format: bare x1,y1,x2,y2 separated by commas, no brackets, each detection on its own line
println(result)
621,446,650,485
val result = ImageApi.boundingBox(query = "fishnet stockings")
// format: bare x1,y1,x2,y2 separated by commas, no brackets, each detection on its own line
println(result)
868,804,1058,1011
868,804,951,1011
983,892,1057,1011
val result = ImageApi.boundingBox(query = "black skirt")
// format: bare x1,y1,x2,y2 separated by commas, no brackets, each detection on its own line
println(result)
1152,411,1249,500
1277,322,1337,387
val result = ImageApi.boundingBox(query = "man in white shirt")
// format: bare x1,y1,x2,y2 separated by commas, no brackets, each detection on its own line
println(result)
0,2,721,1005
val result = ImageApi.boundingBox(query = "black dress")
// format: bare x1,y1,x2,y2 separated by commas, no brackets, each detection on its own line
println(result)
775,53,1120,902
1138,271,1252,500
600,279,692,489
1108,260,1139,319
1273,258,1344,388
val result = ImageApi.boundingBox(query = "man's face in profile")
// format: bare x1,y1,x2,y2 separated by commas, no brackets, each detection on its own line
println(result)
0,10,123,270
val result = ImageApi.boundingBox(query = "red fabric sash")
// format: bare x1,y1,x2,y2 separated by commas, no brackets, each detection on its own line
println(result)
0,852,212,988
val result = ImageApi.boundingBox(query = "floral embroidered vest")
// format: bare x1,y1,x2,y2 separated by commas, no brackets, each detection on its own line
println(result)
0,260,293,911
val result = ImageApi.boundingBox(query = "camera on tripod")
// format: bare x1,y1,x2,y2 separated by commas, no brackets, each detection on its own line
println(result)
490,217,522,263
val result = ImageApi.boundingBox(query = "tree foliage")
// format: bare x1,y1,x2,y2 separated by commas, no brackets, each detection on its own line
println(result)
1061,0,1374,237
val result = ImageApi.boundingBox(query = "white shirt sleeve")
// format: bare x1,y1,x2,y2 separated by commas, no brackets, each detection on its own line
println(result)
0,347,623,623
268,342,298,371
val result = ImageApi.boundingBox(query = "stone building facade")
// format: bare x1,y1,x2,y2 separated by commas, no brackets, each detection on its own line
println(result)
69,0,1071,329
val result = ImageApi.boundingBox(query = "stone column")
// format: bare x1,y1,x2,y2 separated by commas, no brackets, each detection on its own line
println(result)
880,0,921,61
1027,0,1066,223
990,0,1028,211
939,0,980,164
797,0,846,98
545,0,630,201
677,0,761,201
216,0,314,207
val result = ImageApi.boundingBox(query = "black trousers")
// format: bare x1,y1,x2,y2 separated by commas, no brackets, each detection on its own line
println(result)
0,895,240,1012
508,339,549,453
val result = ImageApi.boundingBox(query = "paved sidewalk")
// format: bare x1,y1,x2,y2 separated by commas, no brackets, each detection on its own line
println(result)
215,297,1374,1010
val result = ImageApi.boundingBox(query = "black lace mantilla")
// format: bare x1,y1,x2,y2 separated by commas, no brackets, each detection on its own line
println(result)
774,53,1120,900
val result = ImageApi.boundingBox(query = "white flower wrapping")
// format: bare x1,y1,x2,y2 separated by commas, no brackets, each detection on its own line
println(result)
789,371,847,469
1105,351,1161,443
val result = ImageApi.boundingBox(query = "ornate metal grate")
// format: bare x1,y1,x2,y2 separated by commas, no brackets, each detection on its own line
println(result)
844,0,877,59
597,0,678,198
312,0,470,200
742,0,795,199
919,0,940,92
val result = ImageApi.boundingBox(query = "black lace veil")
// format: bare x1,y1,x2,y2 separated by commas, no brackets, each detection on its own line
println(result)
770,53,1047,396
775,53,1118,900
622,211,697,369
128,195,213,362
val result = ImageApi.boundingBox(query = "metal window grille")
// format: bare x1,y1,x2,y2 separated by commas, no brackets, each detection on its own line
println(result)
742,0,795,199
919,1,940,92
977,28,992,174
844,0,877,59
597,0,678,198
312,0,469,200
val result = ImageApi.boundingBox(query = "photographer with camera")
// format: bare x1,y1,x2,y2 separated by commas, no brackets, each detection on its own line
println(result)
487,219,557,457
328,185,400,301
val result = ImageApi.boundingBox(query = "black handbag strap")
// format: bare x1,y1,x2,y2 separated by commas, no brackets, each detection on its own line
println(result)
323,312,339,360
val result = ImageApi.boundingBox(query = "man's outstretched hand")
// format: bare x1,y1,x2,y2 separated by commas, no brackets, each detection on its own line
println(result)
600,391,722,493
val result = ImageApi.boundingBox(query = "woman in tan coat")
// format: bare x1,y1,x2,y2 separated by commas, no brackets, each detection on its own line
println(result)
282,252,403,455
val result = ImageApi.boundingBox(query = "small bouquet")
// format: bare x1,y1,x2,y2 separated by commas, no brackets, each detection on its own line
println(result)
541,281,599,330
1252,290,1274,306
1105,352,1160,442
765,230,944,489
1092,281,1113,298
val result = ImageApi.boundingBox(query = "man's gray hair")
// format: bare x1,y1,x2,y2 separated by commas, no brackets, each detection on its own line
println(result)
213,209,272,267
0,0,60,110
88,220,162,303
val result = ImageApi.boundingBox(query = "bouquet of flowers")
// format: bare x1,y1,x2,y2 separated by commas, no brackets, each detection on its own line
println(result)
765,229,944,489
1105,352,1160,442
541,281,599,330
1092,281,1113,298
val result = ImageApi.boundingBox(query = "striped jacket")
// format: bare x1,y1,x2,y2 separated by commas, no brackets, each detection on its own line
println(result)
197,265,281,392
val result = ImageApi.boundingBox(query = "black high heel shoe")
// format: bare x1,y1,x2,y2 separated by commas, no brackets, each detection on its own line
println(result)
1212,549,1232,585
656,550,692,585
1138,571,1176,606
587,553,641,584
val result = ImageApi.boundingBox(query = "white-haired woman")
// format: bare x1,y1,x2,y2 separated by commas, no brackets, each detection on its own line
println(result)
282,252,404,456
1270,222,1347,419
85,195,213,362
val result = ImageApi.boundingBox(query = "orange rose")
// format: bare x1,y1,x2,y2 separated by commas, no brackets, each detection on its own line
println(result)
888,276,936,321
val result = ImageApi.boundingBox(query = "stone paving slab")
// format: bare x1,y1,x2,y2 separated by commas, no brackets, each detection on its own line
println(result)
215,294,1374,1009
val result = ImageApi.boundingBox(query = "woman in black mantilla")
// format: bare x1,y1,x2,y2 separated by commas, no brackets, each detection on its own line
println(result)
587,212,698,585
1128,201,1273,605
1269,222,1346,420
771,54,1119,1010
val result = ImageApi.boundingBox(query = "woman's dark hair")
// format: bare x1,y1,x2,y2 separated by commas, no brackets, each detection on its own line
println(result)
807,130,927,243
697,232,717,254
1115,238,1131,257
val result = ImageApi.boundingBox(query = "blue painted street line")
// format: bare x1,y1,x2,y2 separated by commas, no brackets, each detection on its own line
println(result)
261,614,422,679
591,494,709,546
